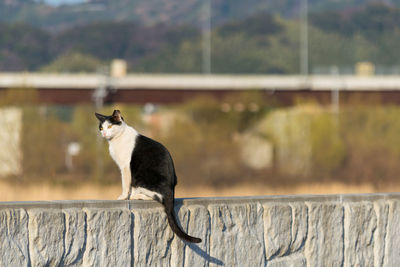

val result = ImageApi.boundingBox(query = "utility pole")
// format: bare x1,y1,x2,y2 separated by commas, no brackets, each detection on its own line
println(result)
300,0,309,76
330,65,340,114
202,0,211,74
93,65,110,182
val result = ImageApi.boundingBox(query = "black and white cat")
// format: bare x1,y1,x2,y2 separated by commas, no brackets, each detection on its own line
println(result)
95,110,201,243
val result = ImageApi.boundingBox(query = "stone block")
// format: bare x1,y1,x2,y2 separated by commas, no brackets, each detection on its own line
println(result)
184,205,214,267
209,203,265,267
0,209,29,267
344,202,377,267
264,203,292,259
82,208,132,266
170,204,189,267
305,202,344,266
263,202,308,262
132,206,174,266
63,208,87,266
289,203,308,253
373,200,389,267
28,209,65,267
384,200,400,266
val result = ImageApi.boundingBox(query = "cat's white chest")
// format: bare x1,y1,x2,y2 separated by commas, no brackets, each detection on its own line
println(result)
108,126,137,169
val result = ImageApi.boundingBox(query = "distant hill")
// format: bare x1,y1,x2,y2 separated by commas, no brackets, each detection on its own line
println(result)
2,0,400,31
1,2,400,73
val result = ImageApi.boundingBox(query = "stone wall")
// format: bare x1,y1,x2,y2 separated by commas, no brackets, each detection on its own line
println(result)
0,194,399,266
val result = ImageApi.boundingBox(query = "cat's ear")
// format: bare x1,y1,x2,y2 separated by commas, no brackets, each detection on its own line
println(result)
95,112,107,122
112,110,123,122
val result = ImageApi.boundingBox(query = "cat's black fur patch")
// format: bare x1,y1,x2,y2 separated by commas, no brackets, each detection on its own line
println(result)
130,135,177,193
130,134,202,243
95,112,122,130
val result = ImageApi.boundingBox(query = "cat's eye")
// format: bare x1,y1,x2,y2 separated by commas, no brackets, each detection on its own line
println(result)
99,127,103,130
108,125,112,129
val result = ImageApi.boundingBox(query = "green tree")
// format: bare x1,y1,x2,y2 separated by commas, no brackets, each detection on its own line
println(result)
40,52,105,73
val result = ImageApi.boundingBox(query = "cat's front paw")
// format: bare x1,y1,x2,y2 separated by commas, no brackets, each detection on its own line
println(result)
117,194,129,200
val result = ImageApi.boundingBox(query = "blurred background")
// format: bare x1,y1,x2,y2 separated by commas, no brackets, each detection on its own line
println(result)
1,0,400,200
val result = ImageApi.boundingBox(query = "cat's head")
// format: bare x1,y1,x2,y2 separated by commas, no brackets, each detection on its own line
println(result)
95,110,125,140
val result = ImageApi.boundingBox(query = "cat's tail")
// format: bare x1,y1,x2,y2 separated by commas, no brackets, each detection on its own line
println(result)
163,195,202,243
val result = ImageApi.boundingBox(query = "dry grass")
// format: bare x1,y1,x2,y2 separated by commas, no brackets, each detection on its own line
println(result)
0,181,398,202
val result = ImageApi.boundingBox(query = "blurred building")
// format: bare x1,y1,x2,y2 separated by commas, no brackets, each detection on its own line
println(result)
0,107,22,177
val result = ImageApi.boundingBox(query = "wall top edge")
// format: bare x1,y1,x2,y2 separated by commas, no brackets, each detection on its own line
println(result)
0,193,399,210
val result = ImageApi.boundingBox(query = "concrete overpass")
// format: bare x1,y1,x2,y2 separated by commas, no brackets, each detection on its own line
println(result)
2,73,400,105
